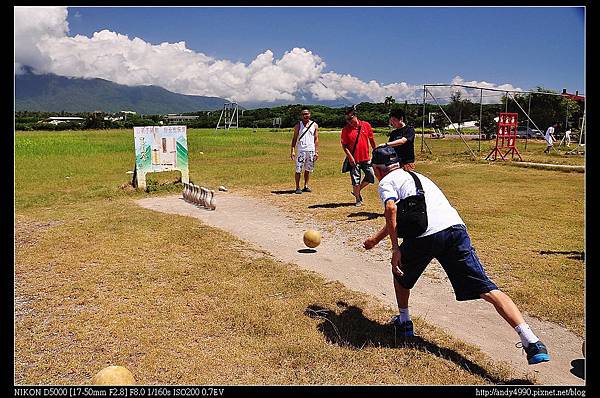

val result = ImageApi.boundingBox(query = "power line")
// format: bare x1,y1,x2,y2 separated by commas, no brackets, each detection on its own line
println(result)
318,80,354,107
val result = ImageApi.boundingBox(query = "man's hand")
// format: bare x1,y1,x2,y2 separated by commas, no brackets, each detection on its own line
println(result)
348,157,356,168
290,150,295,160
391,248,403,276
314,151,319,161
363,236,378,250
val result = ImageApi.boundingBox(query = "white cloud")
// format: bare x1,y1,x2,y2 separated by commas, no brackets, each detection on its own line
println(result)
14,6,69,74
315,72,419,103
14,7,524,105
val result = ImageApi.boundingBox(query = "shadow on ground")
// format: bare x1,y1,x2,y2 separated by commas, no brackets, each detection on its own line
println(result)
271,190,300,195
308,202,355,209
570,359,585,380
298,248,317,254
347,211,383,222
539,250,585,261
304,302,533,385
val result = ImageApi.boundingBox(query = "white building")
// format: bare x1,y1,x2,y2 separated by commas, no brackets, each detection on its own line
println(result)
104,111,138,121
165,114,199,124
444,120,478,130
43,116,85,125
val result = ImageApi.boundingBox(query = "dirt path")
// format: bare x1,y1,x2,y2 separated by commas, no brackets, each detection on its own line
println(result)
510,162,585,172
136,193,584,385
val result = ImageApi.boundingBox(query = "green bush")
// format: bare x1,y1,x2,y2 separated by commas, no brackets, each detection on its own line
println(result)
145,178,159,193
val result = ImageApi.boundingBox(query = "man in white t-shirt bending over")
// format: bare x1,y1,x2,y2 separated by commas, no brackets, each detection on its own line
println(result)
362,146,550,365
290,107,319,194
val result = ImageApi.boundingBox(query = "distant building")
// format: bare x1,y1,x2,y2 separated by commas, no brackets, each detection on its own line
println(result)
104,111,138,121
444,120,478,130
165,114,199,124
41,116,85,125
104,115,124,122
561,89,585,102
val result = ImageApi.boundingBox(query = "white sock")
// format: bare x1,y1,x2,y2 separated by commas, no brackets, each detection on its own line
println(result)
398,307,410,323
515,323,539,347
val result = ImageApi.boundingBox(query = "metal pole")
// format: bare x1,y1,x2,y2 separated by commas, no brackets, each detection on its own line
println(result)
458,101,462,134
525,94,531,151
565,102,569,133
421,86,426,153
505,92,508,113
478,88,483,153
215,105,224,130
580,109,585,148
227,105,231,129
507,93,546,134
427,88,477,160
423,83,566,97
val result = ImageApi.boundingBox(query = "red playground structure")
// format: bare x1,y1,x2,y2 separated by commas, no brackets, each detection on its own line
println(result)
486,112,523,161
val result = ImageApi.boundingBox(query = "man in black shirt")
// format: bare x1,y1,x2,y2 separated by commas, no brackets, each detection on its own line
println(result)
378,108,416,171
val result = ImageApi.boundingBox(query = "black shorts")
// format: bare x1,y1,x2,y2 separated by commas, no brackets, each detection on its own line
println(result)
394,224,498,301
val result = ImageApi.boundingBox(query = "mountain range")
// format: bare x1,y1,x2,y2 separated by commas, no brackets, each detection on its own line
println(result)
15,67,350,114
15,67,228,114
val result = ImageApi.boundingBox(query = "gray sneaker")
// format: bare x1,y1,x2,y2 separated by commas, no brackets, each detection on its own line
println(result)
295,188,302,194
355,200,362,207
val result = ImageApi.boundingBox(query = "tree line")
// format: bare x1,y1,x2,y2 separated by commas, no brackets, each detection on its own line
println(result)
15,87,583,137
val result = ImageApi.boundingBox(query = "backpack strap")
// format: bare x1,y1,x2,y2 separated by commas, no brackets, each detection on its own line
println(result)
406,171,425,195
298,120,315,142
349,125,362,156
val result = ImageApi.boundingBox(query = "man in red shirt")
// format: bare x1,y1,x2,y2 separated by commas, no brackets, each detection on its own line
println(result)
341,107,377,206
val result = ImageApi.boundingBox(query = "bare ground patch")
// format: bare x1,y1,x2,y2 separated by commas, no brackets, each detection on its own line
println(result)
15,216,63,249
15,216,65,321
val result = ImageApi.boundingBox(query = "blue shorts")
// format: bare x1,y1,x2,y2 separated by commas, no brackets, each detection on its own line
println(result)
394,224,498,301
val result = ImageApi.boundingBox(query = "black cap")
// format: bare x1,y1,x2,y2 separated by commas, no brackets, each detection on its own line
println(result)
371,145,399,166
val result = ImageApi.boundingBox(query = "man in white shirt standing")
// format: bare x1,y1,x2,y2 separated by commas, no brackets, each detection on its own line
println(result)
564,128,572,147
363,146,550,365
290,107,319,194
544,122,559,153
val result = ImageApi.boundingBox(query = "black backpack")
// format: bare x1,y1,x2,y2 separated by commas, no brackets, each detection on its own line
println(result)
395,171,428,238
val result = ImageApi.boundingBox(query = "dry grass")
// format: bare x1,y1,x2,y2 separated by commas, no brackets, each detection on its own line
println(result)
14,199,531,385
14,128,583,385
421,136,585,166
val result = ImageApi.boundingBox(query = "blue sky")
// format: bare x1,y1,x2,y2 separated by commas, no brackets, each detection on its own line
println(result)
66,6,585,94
15,6,584,104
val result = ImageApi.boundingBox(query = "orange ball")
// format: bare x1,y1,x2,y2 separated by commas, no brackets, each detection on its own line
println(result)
303,230,321,248
92,366,136,385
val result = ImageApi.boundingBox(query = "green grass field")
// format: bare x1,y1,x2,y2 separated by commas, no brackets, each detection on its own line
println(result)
15,128,584,384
